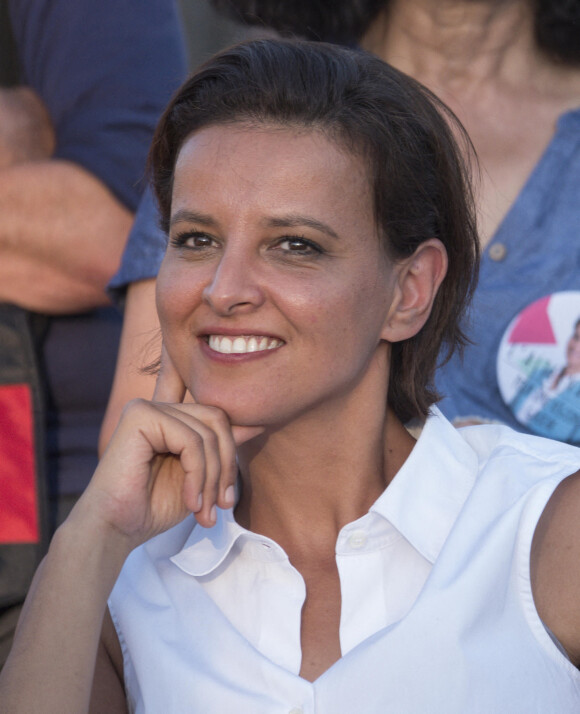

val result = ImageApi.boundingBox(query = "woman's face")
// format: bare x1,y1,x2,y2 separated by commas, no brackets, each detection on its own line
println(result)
156,124,398,427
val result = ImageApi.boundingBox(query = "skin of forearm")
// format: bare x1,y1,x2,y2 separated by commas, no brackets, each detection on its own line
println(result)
99,278,161,454
0,159,133,314
0,505,132,713
0,87,55,168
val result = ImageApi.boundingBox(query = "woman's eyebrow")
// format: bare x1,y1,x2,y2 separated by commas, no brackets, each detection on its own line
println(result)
170,210,341,240
266,214,340,240
170,209,216,228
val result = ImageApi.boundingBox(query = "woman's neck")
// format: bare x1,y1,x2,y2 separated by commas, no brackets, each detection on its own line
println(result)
234,356,416,555
362,0,538,94
362,0,580,246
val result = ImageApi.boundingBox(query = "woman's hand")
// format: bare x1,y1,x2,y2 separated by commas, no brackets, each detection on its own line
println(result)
0,348,265,712
81,347,264,550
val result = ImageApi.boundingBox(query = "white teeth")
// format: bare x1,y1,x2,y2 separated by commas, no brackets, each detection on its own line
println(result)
232,337,246,353
219,337,233,353
208,335,283,354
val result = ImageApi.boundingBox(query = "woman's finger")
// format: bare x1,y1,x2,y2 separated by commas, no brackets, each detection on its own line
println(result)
161,404,238,524
112,402,227,533
153,344,187,404
158,405,265,520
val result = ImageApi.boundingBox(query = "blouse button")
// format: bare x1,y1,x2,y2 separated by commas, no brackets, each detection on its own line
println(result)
488,242,507,261
347,531,368,550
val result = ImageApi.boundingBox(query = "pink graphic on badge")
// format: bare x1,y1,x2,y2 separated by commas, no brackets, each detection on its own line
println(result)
507,295,557,345
497,291,580,445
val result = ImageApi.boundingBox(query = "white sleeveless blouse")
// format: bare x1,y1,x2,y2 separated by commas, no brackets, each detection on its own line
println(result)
109,409,580,713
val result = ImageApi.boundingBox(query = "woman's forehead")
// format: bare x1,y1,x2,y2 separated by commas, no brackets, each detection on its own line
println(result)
172,123,373,214
176,120,362,167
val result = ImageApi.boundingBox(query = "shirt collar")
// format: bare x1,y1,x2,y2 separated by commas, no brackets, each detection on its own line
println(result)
171,508,246,577
172,407,478,575
370,406,478,563
171,503,290,576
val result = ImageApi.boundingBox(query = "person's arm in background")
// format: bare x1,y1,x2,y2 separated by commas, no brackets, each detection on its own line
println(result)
99,278,160,450
0,156,133,313
0,85,120,313
0,86,54,167
1,0,187,314
99,187,168,451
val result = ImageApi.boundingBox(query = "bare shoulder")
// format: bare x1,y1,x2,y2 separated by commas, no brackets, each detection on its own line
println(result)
531,469,580,666
89,608,127,713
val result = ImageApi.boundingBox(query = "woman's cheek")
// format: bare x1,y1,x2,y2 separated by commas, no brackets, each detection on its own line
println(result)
157,263,200,326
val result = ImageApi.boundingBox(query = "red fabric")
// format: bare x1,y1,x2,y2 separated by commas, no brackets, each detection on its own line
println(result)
0,383,39,543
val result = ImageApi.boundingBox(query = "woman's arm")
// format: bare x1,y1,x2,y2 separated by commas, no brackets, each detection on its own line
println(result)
90,610,127,713
0,353,261,711
531,470,580,666
0,509,130,713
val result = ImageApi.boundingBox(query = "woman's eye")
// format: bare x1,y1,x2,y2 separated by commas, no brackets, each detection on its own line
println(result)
277,237,322,255
171,232,215,249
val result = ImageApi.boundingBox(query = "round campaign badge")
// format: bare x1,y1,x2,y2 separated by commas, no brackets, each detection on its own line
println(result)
496,291,580,445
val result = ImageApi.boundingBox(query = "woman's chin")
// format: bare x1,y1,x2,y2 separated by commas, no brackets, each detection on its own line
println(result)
189,390,272,427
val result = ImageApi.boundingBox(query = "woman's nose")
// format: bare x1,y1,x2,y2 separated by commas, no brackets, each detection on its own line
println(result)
202,251,265,315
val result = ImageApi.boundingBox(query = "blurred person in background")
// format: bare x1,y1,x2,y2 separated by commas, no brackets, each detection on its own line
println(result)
509,317,580,443
0,0,186,667
99,0,580,448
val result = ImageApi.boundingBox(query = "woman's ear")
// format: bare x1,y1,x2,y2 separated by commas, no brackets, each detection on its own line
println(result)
381,238,448,343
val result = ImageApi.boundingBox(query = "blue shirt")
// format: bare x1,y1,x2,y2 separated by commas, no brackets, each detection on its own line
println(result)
109,185,168,302
436,108,580,439
9,0,187,211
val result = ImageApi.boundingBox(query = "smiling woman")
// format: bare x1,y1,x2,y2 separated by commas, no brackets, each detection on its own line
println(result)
158,124,406,429
2,39,580,714
151,39,479,424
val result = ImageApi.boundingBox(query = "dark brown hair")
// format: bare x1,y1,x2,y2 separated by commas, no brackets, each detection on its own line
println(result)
212,0,580,65
149,39,479,422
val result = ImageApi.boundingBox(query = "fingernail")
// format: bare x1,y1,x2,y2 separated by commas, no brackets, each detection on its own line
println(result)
224,485,235,506
196,493,203,512
210,505,216,524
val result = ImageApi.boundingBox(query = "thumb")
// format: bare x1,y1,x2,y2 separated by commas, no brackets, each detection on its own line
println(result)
153,344,187,404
